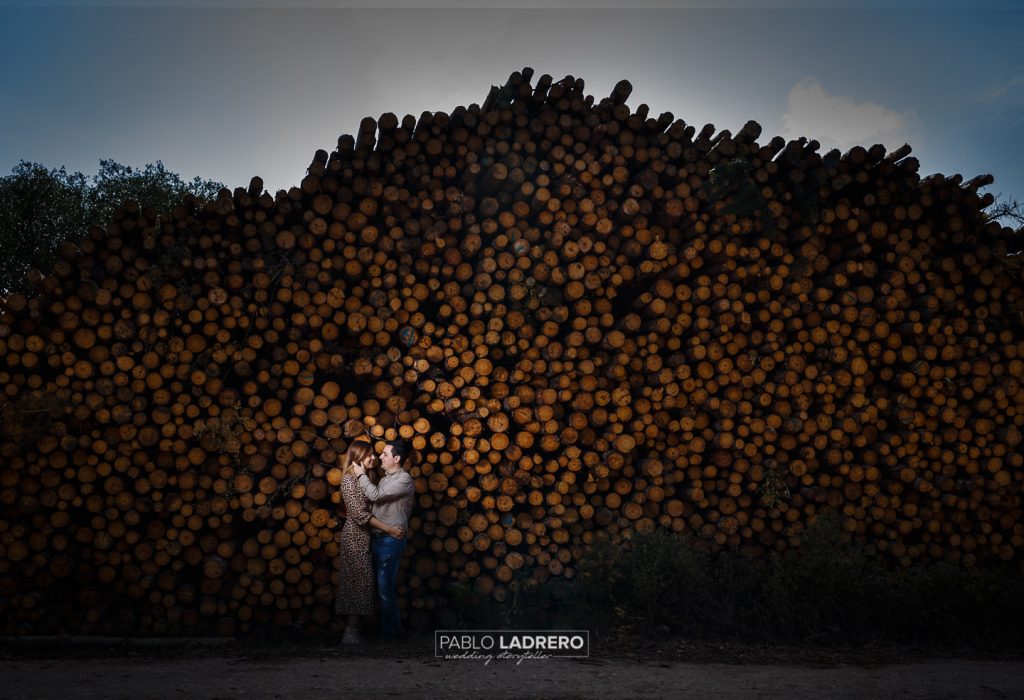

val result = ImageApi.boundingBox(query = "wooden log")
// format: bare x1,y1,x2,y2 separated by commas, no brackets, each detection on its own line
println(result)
0,67,1022,637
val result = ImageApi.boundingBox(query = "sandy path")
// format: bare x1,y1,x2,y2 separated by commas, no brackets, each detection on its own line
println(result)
3,652,1023,699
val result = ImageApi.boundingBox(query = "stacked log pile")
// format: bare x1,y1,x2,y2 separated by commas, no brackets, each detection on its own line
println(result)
1,68,1022,636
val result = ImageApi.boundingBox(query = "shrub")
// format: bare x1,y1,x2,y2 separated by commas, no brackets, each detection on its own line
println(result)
557,512,1024,648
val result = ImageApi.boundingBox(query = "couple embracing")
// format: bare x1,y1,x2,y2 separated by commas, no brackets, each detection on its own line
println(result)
335,438,415,644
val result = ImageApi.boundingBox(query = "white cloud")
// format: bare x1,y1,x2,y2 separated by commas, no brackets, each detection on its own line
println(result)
781,78,910,151
980,74,1024,101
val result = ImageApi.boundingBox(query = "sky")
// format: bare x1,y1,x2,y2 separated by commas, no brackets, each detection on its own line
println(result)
1,1,1022,210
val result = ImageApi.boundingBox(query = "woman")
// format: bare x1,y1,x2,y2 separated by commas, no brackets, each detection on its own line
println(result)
335,439,403,645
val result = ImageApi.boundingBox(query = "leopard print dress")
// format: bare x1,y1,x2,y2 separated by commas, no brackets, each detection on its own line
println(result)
335,473,375,616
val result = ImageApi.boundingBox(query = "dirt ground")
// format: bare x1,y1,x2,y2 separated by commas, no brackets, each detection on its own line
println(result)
2,636,1023,699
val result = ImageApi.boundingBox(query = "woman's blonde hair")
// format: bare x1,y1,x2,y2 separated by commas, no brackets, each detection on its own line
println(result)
341,440,372,480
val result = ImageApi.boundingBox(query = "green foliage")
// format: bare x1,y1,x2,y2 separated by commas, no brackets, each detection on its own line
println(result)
90,159,223,220
0,162,89,297
0,390,69,449
756,467,790,508
701,158,778,237
193,402,256,457
0,159,223,296
618,531,712,633
883,561,1024,646
445,572,579,630
703,159,760,216
761,510,887,643
536,511,1024,648
439,513,1021,649
571,531,769,640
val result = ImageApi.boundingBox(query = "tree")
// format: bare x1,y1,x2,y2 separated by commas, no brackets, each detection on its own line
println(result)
90,159,223,222
984,194,1024,231
983,195,1024,267
0,162,90,298
0,160,223,296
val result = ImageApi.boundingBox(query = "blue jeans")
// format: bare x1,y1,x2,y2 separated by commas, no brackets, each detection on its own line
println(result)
371,534,406,639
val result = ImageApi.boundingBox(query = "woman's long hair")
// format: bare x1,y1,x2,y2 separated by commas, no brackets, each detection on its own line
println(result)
341,440,372,481
344,440,380,483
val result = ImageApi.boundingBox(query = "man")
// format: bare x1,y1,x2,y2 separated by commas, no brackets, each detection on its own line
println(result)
352,439,415,641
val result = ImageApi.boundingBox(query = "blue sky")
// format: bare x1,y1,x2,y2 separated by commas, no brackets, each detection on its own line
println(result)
2,2,1022,210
